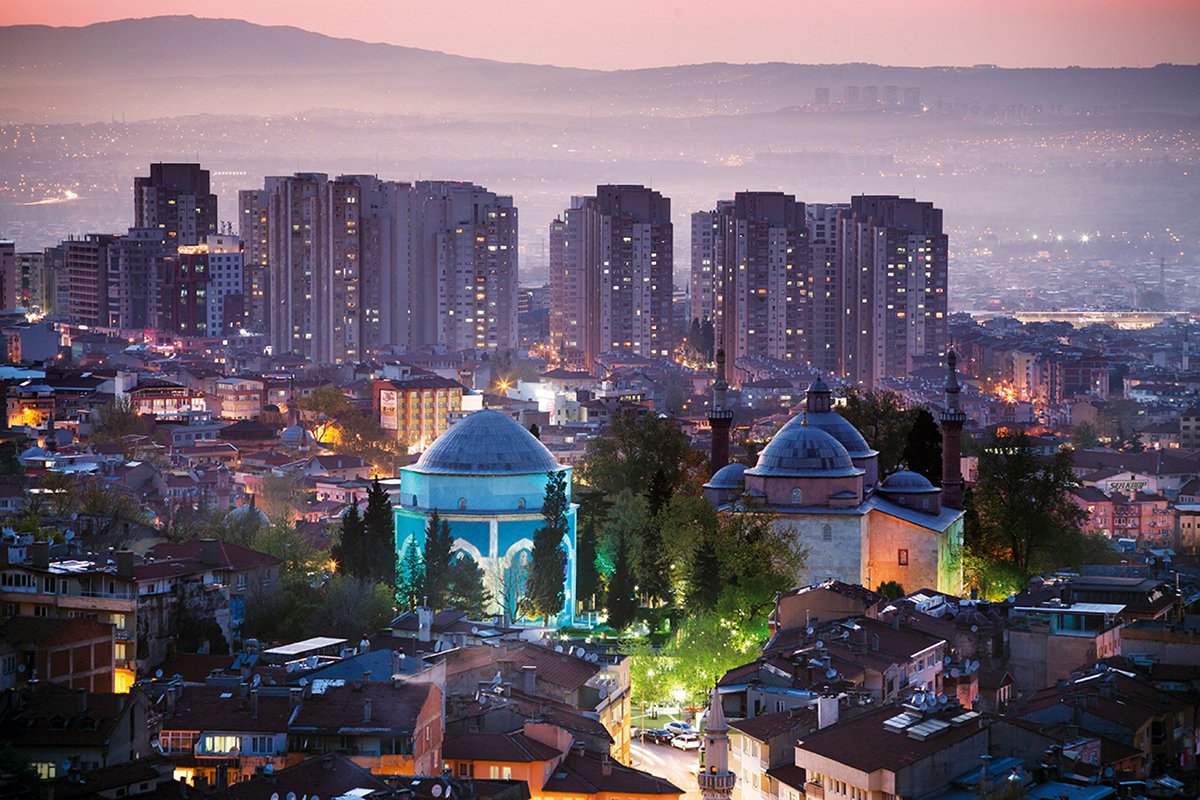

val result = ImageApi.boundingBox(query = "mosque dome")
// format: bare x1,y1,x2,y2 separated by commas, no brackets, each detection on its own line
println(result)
411,409,561,476
18,446,49,466
804,411,875,458
878,470,939,494
746,418,861,478
280,424,314,447
704,462,747,490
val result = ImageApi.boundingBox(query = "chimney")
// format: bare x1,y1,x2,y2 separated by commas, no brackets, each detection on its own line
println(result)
76,687,88,714
364,698,373,724
115,550,135,580
871,633,880,652
289,688,303,710
198,538,222,566
1060,584,1073,606
522,665,537,695
363,670,372,684
29,540,49,570
816,694,839,729
418,607,433,643
601,752,612,777
250,689,259,719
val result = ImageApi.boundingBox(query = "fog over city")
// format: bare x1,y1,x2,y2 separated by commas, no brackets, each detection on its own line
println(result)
1,15,1197,308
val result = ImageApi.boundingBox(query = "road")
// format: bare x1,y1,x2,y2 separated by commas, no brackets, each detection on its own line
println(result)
631,738,700,799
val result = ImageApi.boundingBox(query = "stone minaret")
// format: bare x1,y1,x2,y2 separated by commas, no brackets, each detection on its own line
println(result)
698,689,735,800
939,350,967,508
708,349,734,473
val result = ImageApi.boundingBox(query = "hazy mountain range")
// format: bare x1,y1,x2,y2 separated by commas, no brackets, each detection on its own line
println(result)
1,15,1197,121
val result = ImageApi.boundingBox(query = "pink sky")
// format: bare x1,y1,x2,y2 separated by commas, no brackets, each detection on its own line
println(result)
3,0,1198,70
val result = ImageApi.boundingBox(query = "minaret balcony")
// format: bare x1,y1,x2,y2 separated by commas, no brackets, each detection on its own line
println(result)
697,771,736,791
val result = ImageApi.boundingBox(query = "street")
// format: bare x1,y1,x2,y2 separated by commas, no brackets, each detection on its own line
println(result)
630,738,700,799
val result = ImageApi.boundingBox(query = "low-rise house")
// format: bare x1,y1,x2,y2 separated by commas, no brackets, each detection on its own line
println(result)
226,753,391,800
793,703,989,800
286,678,443,775
158,683,291,788
729,707,820,800
1006,599,1123,694
0,683,153,778
0,615,115,692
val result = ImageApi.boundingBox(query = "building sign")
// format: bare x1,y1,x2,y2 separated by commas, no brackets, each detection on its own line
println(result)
1107,480,1148,494
379,389,398,430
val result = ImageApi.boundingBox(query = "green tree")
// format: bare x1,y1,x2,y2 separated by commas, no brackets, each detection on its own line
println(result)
258,472,303,524
529,423,541,440
524,470,570,622
635,514,672,606
686,531,723,611
253,519,322,579
902,407,943,483
579,410,707,499
605,529,637,630
877,580,905,600
397,538,425,609
839,389,916,476
446,554,492,618
422,510,454,608
91,395,142,444
597,489,650,578
310,575,395,638
333,498,366,578
489,554,528,624
1069,421,1101,450
298,385,351,417
574,487,608,610
967,430,1088,577
362,478,396,587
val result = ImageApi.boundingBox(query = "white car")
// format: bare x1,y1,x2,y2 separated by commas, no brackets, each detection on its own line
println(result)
664,721,694,736
671,733,701,750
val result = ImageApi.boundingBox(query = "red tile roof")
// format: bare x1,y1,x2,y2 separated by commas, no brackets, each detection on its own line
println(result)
289,681,436,735
228,753,391,800
149,538,280,571
542,750,683,796
444,730,563,763
161,686,293,733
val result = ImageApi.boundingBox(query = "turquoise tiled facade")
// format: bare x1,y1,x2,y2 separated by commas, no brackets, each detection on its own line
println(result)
393,410,577,621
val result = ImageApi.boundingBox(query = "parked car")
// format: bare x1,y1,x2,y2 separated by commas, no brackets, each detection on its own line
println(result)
647,729,674,745
665,721,694,736
671,733,702,750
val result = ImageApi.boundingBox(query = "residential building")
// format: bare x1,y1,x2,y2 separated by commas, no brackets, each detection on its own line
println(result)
837,196,948,386
690,206,726,323
214,377,265,420
0,615,116,692
550,186,673,372
706,192,810,382
729,708,818,800
373,373,465,452
1006,599,1123,693
807,203,848,376
237,188,270,333
127,382,208,420
160,234,244,338
793,704,989,800
134,163,218,249
16,249,49,312
0,239,15,310
64,234,118,328
107,228,165,330
0,683,153,778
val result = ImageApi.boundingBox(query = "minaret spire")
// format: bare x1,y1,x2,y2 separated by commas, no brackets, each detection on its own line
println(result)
697,689,735,800
939,350,967,508
708,349,734,473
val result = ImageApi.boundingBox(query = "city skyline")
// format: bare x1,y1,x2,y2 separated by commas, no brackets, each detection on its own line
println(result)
3,2,1199,70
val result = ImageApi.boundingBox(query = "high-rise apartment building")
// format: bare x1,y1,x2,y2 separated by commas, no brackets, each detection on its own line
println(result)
237,189,270,333
134,163,218,249
160,235,244,338
807,203,848,376
254,174,517,363
689,208,722,323
16,251,49,314
705,192,810,379
64,234,117,328
107,228,165,330
838,195,948,386
0,240,15,311
549,185,673,372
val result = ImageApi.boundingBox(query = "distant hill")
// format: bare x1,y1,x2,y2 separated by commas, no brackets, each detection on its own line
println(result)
0,15,1197,121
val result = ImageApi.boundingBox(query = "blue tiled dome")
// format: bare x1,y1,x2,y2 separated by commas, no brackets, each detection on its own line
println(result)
747,417,862,478
412,409,561,476
704,462,747,490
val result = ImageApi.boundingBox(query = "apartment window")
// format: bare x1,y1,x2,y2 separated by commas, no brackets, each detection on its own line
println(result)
248,736,273,755
898,549,909,566
791,488,803,504
458,763,473,777
2,655,14,675
822,524,833,542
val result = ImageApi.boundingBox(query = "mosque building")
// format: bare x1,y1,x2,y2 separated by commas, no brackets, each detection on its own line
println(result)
704,357,965,595
393,409,578,621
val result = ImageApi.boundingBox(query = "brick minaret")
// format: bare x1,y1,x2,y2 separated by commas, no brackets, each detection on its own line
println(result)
708,349,734,473
939,350,967,508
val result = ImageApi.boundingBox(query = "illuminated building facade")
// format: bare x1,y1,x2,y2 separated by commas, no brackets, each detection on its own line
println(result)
134,163,218,249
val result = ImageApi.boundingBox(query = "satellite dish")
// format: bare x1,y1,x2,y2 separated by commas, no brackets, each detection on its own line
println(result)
432,786,444,797
937,694,948,705
61,761,72,773
253,674,262,687
16,664,25,673
555,645,564,653
472,627,479,634
286,663,296,673
265,764,274,775
299,678,308,687
815,640,825,649
825,668,837,680
155,669,163,678
805,626,814,636
943,657,952,665
598,688,607,699
970,625,979,633
1103,767,1114,778
270,794,280,800
950,668,960,678
842,631,850,639
287,793,297,800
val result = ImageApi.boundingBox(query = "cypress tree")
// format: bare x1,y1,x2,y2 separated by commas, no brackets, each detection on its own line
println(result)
525,470,570,623
605,530,637,630
362,478,395,586
422,510,454,608
333,497,366,578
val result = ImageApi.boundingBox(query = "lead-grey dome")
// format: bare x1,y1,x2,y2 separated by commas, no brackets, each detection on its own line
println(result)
747,417,863,478
412,409,561,476
704,462,747,490
804,412,876,458
878,470,939,494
